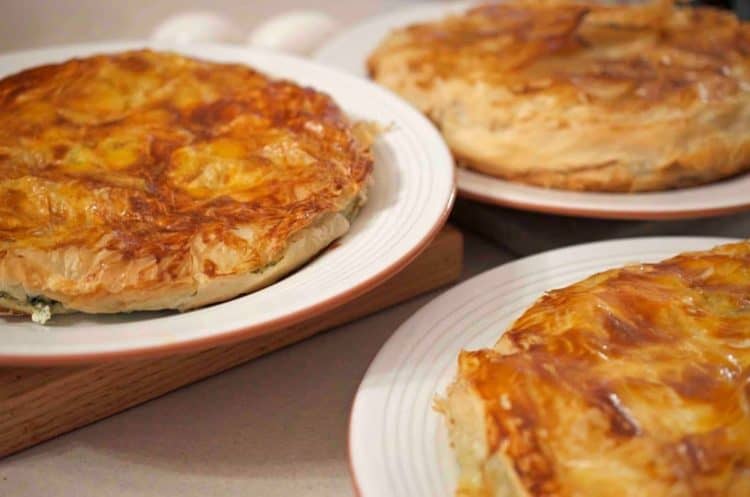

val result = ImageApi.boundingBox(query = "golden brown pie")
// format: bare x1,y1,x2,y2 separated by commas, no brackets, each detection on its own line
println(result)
0,49,374,323
368,0,750,191
439,240,750,496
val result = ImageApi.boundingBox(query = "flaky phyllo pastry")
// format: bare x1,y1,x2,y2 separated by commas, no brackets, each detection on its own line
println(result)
369,0,750,191
0,50,374,322
439,241,750,497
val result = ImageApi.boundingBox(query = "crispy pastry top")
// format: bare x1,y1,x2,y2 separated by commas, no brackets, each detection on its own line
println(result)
458,241,750,496
0,50,373,305
370,0,750,112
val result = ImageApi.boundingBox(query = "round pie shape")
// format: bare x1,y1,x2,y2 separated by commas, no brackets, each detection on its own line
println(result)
0,49,373,321
368,1,750,192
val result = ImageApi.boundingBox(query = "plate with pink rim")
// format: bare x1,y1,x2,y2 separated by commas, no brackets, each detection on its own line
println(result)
314,1,750,220
348,236,734,496
0,41,454,364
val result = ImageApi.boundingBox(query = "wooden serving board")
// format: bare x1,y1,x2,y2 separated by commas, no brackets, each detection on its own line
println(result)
0,225,463,458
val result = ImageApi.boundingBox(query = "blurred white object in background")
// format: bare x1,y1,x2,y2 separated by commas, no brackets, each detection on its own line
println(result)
151,11,243,44
247,10,338,55
151,9,338,56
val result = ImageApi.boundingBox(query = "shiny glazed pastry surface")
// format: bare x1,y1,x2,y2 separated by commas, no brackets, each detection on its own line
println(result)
369,0,750,191
0,50,373,320
441,241,750,497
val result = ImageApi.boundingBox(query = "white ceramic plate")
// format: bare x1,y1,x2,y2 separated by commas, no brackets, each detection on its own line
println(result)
314,2,750,220
349,236,735,497
0,41,455,365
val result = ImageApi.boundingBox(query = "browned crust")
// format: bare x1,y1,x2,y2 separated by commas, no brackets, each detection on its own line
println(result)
368,0,750,192
0,49,374,316
445,240,750,496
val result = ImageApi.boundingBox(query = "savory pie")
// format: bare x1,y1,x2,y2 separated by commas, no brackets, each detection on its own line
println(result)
368,0,750,191
439,240,750,497
0,49,374,323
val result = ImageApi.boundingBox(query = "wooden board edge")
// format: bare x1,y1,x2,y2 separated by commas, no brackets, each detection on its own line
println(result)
0,225,463,457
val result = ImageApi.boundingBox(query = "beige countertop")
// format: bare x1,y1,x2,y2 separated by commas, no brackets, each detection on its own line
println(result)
0,2,512,495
